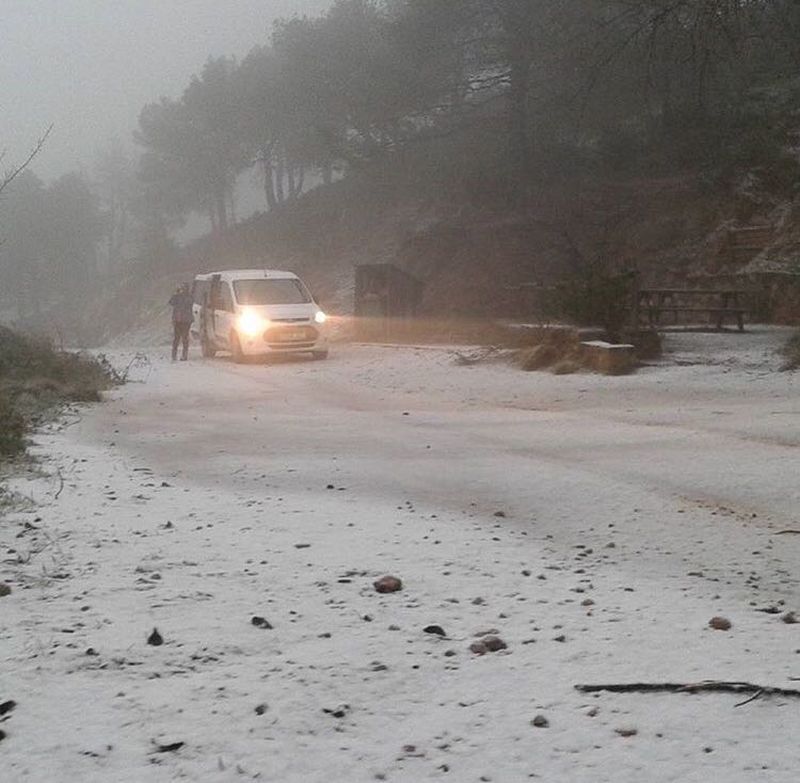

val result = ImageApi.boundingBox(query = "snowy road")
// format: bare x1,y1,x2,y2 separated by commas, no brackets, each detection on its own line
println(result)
2,332,800,782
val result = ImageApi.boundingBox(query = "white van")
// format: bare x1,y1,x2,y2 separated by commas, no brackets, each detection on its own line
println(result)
190,269,329,362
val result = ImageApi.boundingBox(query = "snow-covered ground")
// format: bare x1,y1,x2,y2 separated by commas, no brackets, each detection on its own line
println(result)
2,327,799,782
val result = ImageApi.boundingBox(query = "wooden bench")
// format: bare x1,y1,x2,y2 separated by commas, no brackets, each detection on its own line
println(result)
635,289,748,331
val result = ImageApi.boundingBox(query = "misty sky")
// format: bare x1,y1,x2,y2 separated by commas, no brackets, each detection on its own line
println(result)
2,0,332,181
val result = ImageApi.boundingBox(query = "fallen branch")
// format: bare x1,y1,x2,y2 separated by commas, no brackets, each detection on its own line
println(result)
53,468,64,500
575,681,800,699
734,689,764,708
775,530,800,535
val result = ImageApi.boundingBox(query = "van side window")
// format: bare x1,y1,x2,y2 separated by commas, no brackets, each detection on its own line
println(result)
218,283,234,312
193,280,208,305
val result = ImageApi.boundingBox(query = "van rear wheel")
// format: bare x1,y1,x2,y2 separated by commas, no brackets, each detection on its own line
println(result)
201,337,216,358
230,332,246,363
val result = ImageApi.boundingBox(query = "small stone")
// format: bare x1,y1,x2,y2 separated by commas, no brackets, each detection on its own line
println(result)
482,636,507,652
373,575,403,593
781,611,798,624
85,647,98,656
0,700,17,716
323,704,350,719
423,625,446,637
586,706,599,717
469,641,488,655
471,597,485,605
493,511,506,518
615,726,638,737
581,598,595,607
146,628,163,646
444,649,457,657
531,714,549,728
553,634,566,643
0,583,11,597
254,703,268,715
251,616,273,629
709,616,732,631
294,543,311,549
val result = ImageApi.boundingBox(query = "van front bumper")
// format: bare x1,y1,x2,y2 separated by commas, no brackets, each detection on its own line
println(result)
241,323,328,355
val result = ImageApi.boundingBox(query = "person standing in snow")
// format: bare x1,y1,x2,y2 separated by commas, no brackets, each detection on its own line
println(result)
169,283,193,361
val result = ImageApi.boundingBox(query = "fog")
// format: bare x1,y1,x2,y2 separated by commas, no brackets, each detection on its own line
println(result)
2,0,331,181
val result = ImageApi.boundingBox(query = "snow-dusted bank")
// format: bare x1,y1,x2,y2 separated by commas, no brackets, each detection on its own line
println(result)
1,329,799,782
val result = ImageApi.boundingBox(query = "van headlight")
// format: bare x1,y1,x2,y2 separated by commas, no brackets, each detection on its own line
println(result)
314,310,327,324
238,309,268,337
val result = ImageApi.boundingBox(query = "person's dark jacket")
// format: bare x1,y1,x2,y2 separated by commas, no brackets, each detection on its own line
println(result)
169,291,193,324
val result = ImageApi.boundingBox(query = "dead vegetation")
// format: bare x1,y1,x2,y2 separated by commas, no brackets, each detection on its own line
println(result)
0,326,118,457
781,330,800,371
515,327,649,376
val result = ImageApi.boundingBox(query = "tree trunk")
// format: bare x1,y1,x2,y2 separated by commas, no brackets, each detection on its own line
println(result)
215,187,228,234
263,156,277,211
507,43,532,204
275,155,286,205
290,163,304,200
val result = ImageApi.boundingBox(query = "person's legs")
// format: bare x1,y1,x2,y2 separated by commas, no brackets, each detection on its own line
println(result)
179,322,190,360
172,322,180,361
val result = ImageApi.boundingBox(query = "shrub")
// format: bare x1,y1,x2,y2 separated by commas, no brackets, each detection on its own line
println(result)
0,391,26,456
0,326,118,460
781,331,800,371
547,267,636,339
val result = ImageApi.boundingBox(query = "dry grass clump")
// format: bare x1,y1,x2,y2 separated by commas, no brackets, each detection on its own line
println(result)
516,330,585,374
0,326,117,457
550,358,583,375
518,343,561,371
0,392,26,456
781,330,800,371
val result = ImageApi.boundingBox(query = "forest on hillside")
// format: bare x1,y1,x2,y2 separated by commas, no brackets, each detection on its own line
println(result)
3,0,800,339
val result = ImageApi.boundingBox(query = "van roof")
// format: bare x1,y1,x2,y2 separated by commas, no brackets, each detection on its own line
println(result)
194,269,299,282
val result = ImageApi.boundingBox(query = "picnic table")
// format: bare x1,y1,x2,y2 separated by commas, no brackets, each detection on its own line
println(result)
636,288,748,331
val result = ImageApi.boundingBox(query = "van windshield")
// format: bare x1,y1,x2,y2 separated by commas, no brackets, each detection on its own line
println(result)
233,279,311,305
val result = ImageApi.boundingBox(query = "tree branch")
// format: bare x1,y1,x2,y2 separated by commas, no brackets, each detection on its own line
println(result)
0,124,53,196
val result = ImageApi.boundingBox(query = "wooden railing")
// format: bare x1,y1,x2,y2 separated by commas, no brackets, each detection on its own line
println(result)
634,288,748,331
